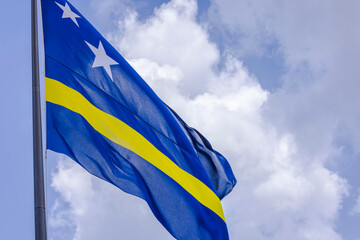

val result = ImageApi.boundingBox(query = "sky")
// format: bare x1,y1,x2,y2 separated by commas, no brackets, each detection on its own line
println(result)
0,0,360,239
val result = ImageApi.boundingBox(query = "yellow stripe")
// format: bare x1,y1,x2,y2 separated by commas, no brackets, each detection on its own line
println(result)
46,77,225,222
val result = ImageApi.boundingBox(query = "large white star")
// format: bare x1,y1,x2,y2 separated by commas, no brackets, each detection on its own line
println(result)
55,2,81,27
85,41,118,81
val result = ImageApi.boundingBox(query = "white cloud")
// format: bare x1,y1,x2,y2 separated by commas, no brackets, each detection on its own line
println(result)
109,0,219,96
208,0,360,238
210,0,360,154
49,0,352,239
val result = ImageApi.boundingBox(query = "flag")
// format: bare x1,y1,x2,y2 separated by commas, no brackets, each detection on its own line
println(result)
41,0,237,239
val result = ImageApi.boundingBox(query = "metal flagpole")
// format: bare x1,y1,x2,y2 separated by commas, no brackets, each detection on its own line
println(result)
32,0,47,239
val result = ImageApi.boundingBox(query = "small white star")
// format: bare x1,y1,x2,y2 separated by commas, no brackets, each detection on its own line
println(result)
55,2,81,27
85,41,118,81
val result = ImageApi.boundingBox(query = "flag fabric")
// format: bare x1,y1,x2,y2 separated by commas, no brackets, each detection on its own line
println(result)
41,0,237,239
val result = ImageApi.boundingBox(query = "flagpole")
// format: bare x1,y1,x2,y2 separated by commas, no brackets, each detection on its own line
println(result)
32,0,47,239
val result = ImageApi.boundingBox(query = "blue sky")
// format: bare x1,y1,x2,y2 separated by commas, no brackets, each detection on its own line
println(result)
1,0,360,239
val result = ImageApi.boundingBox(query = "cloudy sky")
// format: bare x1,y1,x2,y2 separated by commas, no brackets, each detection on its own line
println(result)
1,0,360,239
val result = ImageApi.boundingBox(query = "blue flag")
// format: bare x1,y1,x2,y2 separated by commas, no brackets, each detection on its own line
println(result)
41,0,236,239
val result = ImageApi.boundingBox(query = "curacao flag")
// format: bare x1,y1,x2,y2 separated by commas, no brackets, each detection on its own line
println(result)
41,0,237,239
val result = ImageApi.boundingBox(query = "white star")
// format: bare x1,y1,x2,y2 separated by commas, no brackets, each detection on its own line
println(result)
55,2,81,27
85,41,118,81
